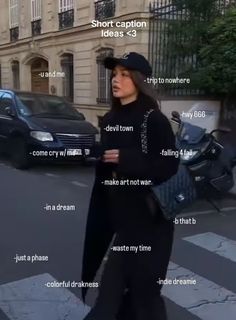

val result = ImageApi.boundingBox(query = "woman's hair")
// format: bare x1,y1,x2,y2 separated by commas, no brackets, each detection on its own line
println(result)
110,69,160,110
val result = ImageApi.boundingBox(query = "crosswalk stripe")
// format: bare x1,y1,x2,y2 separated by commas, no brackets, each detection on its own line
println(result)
1,232,236,320
0,273,90,320
183,232,236,263
163,261,236,320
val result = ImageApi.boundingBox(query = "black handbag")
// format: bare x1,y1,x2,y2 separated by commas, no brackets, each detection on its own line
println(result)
141,109,197,220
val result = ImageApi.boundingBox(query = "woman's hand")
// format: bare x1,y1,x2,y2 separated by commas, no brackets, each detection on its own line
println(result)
102,149,120,163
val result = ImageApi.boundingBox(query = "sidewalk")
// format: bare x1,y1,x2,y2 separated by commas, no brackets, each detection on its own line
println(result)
183,168,236,215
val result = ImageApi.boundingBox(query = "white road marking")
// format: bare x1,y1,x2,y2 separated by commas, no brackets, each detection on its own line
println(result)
0,162,10,168
183,232,236,263
180,206,236,217
0,273,90,320
44,173,59,178
71,181,88,188
163,261,236,320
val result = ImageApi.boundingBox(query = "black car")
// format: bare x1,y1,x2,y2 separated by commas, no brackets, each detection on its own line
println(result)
0,90,99,169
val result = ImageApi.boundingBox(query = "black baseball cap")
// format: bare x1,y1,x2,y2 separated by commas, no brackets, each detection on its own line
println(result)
103,52,152,77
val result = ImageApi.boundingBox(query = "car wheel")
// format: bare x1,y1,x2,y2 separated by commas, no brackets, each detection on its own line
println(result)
10,137,31,169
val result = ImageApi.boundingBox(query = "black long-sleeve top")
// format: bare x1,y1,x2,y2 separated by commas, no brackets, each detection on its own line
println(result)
95,95,179,230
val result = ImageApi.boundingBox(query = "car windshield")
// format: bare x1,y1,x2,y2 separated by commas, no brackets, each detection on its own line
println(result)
15,93,84,120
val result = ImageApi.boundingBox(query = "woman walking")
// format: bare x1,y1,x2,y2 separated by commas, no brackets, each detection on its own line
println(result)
81,52,179,320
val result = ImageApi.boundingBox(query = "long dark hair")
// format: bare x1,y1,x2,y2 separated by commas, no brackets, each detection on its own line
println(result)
110,69,160,110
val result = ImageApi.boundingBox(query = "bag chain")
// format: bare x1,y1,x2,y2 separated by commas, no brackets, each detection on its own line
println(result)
140,109,154,154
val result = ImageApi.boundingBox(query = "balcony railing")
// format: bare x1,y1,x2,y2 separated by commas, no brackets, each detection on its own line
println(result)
10,27,19,42
32,20,41,36
59,9,74,30
95,0,116,20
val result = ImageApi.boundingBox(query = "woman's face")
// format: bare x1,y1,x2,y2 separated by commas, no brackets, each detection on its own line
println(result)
111,65,138,103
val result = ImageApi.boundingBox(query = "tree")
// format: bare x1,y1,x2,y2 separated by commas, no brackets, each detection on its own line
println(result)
163,0,235,97
196,7,236,99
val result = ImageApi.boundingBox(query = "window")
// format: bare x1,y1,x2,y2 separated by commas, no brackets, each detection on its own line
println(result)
12,61,20,90
61,54,74,102
59,0,74,13
95,0,116,20
96,49,113,104
0,93,14,116
15,93,79,117
58,0,74,29
9,0,19,41
31,0,41,35
9,0,19,28
31,0,41,21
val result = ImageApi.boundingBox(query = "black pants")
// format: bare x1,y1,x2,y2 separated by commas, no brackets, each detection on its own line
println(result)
84,219,174,320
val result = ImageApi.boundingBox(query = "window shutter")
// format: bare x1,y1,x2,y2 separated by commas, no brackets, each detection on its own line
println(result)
9,0,19,28
59,0,74,13
31,0,41,21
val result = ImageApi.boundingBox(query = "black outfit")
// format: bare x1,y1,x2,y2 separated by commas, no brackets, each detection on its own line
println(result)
82,94,179,320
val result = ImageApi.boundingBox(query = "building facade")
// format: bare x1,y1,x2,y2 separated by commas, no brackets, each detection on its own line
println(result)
0,0,151,127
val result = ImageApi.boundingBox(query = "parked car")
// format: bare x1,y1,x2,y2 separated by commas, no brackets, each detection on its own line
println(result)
0,90,99,169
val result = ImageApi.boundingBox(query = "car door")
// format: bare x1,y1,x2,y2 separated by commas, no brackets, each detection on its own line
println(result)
0,93,17,152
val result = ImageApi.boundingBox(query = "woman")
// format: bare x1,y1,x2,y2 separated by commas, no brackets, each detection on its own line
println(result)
81,52,179,320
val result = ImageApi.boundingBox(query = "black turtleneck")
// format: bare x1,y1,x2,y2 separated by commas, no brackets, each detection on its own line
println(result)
98,96,179,184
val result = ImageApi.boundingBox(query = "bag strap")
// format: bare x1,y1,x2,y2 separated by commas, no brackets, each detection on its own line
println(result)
141,109,154,154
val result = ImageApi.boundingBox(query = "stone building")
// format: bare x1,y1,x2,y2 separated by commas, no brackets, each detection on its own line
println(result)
0,0,151,127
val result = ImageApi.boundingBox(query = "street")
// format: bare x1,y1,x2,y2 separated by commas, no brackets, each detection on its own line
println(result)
0,156,236,320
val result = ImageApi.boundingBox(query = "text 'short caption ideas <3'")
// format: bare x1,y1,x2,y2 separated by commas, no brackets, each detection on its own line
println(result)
91,19,147,38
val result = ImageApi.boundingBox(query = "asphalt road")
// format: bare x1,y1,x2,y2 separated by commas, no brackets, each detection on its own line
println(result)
0,156,236,320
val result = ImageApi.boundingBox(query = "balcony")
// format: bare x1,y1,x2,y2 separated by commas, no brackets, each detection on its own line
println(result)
31,20,41,36
10,27,19,42
59,9,74,30
95,0,116,20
